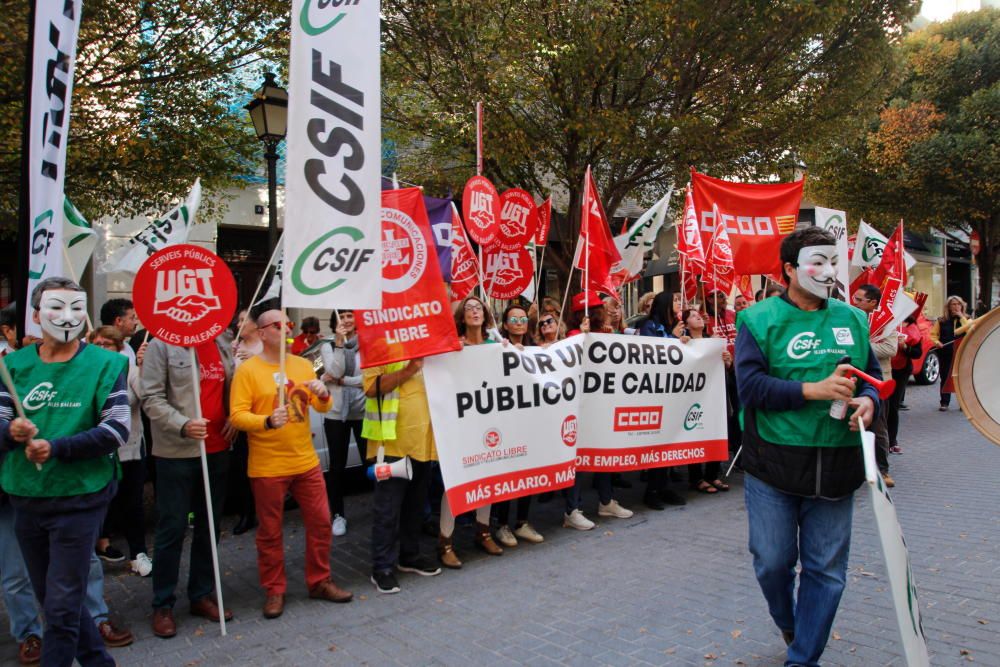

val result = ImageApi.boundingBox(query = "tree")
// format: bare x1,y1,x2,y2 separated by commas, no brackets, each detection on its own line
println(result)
0,0,290,229
382,0,918,281
806,9,999,314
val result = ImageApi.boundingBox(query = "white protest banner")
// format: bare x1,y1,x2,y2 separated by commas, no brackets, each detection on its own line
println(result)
283,0,381,308
25,0,84,335
576,335,729,471
859,421,930,666
424,338,581,515
815,207,850,301
102,180,201,274
424,334,730,513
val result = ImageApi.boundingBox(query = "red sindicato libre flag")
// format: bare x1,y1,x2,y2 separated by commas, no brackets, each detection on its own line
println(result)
356,188,462,368
872,221,907,289
703,203,735,294
691,169,804,276
534,197,552,246
574,166,622,295
677,186,706,273
449,203,479,300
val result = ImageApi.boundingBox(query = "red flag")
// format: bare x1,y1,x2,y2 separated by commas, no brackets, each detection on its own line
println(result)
736,275,754,301
683,270,699,302
450,203,479,300
703,203,735,294
534,197,552,246
573,166,622,295
356,188,462,367
692,169,804,276
849,267,875,296
677,186,706,273
872,221,907,289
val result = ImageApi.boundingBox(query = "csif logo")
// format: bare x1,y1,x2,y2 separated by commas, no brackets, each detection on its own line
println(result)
300,0,360,35
291,226,375,296
683,403,704,431
23,382,57,411
786,331,821,359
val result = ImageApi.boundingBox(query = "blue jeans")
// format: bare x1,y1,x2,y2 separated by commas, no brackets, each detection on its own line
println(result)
0,502,42,641
84,553,110,625
14,501,115,667
744,474,853,667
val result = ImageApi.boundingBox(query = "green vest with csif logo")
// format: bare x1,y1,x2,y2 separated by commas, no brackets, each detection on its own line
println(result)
737,297,871,448
1,344,126,498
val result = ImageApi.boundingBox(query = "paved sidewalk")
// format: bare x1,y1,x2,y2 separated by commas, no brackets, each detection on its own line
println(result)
2,382,997,666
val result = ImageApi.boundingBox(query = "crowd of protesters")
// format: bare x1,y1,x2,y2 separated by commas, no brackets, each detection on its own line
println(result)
0,266,961,664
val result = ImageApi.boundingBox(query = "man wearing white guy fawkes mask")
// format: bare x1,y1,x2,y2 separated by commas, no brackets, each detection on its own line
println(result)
733,227,883,667
0,276,129,667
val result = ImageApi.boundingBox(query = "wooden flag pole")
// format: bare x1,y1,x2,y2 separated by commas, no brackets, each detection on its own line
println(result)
187,347,227,636
476,101,483,176
558,235,583,326
0,357,42,471
278,309,287,407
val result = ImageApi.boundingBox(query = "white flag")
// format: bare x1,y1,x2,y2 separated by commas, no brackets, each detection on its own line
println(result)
255,236,284,306
25,0,84,334
814,207,850,301
62,198,97,283
102,180,201,274
610,189,673,280
853,220,916,270
283,0,382,308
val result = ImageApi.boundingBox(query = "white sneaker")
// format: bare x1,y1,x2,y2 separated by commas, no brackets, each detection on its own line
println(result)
332,514,347,537
495,525,518,548
513,522,544,543
563,509,595,531
130,552,153,577
598,499,633,519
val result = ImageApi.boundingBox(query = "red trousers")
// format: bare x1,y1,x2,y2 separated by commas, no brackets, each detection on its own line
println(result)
251,465,332,595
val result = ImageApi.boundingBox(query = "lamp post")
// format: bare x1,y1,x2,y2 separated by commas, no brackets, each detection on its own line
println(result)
246,72,288,254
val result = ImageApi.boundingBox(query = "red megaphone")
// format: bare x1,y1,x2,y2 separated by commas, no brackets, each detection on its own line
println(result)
843,366,896,400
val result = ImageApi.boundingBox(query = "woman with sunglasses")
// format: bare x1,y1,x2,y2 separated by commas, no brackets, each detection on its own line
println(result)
679,307,731,494
536,312,563,347
490,304,545,548
438,296,504,568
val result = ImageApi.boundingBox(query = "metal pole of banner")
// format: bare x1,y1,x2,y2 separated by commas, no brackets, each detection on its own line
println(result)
278,310,287,407
725,446,742,478
15,0,38,343
187,347,226,636
475,102,483,176
680,254,687,311
532,244,547,313
60,245,94,334
558,235,583,327
234,235,283,345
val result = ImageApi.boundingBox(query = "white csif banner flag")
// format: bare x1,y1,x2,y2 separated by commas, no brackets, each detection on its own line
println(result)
853,220,916,271
814,207,850,301
102,180,201,274
25,0,84,335
283,0,382,308
610,189,673,281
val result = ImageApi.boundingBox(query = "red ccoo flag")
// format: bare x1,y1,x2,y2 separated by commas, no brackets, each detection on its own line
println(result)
677,186,706,273
574,166,622,295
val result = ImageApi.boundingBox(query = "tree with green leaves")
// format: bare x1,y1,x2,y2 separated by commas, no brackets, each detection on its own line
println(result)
807,9,998,314
382,0,919,278
0,0,289,230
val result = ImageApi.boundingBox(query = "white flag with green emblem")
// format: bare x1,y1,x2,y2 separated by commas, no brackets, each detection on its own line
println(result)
610,189,673,282
62,198,96,282
101,179,201,274
853,220,916,270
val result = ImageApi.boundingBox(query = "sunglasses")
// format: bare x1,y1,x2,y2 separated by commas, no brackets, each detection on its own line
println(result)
539,318,556,327
507,316,529,324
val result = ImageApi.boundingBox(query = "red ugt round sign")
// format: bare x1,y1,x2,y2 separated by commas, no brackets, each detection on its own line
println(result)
462,176,500,247
133,244,237,347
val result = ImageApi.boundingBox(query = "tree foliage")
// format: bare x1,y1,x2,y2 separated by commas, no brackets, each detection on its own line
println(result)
383,0,918,276
806,9,999,312
0,0,290,230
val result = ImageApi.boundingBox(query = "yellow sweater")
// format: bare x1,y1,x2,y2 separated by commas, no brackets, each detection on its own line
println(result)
230,355,332,478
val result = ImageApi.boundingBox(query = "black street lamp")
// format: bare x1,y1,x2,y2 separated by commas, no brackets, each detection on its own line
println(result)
246,72,288,254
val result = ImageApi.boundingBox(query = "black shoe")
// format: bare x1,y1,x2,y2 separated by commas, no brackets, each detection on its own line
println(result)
233,515,258,535
898,403,909,411
370,570,400,594
397,556,442,577
611,474,632,489
781,629,795,646
96,544,126,563
643,493,666,511
659,488,687,506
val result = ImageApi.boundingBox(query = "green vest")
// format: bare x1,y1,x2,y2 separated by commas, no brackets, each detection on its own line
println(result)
361,361,406,442
738,297,871,448
1,344,126,497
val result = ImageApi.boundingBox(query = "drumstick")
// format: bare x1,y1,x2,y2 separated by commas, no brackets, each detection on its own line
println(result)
0,358,42,471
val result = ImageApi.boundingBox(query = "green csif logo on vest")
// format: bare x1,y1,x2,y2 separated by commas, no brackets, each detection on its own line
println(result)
300,0,359,35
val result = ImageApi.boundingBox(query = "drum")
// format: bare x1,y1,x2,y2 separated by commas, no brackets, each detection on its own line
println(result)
953,306,1000,446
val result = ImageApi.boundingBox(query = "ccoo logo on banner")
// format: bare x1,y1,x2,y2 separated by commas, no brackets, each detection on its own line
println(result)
284,0,381,308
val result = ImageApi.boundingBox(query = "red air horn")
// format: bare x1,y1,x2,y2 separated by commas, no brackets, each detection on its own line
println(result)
842,365,896,400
